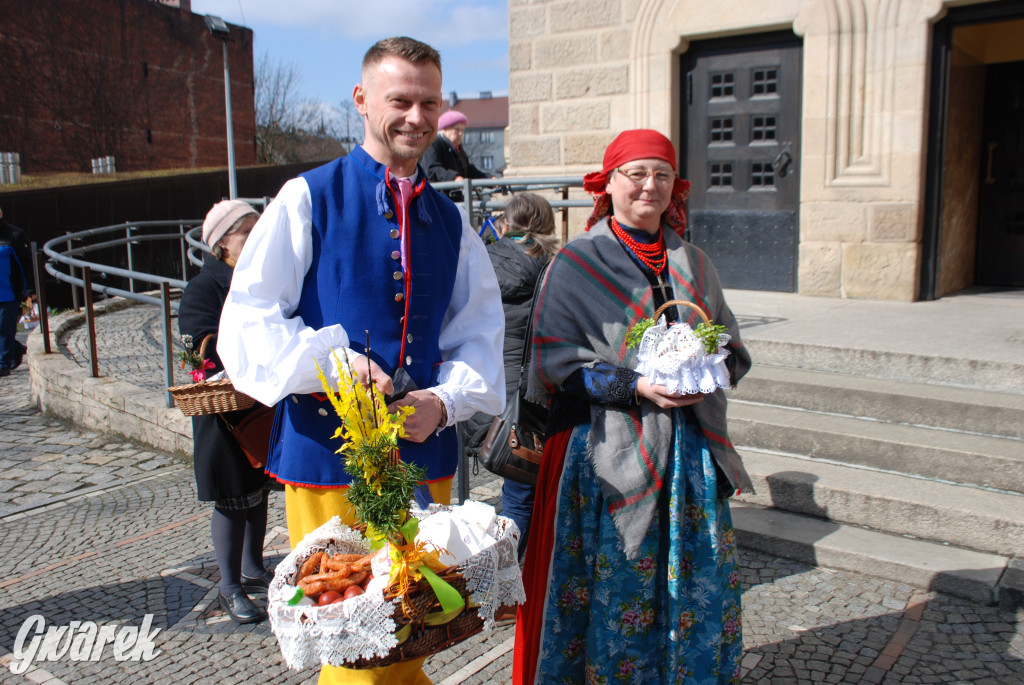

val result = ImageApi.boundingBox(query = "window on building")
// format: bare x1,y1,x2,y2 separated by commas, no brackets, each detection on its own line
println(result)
751,115,777,142
481,156,494,170
750,162,775,187
752,67,779,95
710,72,735,98
709,162,734,188
710,117,734,143
479,130,495,143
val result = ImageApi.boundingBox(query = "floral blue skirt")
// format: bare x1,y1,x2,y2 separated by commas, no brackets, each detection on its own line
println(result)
535,410,743,684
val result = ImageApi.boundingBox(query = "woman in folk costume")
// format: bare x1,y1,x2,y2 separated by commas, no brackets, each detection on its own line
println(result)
512,129,753,684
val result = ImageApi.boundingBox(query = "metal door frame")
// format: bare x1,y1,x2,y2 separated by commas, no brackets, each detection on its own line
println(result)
922,0,1024,300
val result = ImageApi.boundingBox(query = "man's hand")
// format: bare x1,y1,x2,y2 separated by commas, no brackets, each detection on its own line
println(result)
350,355,394,396
388,390,442,443
636,377,705,409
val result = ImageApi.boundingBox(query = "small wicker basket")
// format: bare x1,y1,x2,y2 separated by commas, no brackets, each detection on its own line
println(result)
654,299,711,325
168,334,255,416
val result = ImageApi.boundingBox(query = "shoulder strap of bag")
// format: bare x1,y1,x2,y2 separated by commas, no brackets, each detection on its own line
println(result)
516,260,553,392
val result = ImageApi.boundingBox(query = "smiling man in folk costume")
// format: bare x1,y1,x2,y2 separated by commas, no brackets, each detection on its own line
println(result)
218,36,505,684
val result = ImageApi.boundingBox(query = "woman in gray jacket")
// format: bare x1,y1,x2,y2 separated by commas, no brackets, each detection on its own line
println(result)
462,193,559,557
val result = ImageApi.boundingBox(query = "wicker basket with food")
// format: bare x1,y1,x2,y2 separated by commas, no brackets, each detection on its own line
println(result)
268,349,525,670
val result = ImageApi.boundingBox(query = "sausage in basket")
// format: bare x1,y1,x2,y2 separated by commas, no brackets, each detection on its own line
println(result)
296,551,325,583
300,570,368,598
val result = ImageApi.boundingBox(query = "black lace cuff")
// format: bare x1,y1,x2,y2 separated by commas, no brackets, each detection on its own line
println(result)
562,362,641,407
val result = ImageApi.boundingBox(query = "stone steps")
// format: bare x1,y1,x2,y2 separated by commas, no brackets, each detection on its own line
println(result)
731,365,1024,440
731,502,1009,607
727,349,1024,607
743,338,1024,394
734,448,1024,558
728,400,1024,493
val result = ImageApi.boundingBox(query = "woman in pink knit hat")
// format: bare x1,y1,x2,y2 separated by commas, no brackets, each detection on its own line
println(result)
421,109,490,195
179,199,275,625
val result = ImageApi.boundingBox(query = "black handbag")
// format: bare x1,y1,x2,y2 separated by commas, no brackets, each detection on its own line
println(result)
478,265,550,486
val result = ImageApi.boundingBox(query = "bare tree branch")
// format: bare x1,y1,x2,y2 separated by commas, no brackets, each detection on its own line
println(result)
254,52,360,164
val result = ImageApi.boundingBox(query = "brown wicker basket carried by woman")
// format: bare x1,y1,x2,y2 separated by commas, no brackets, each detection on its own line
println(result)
168,334,255,416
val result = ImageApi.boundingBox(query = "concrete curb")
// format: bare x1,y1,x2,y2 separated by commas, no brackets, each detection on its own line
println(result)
27,299,194,460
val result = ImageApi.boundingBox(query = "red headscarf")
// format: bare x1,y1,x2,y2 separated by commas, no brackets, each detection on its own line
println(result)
582,129,691,235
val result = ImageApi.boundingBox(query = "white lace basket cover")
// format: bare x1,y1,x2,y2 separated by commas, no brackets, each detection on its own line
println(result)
633,300,732,395
268,505,526,670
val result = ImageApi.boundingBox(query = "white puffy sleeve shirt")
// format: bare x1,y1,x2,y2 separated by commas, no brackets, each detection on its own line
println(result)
216,176,506,424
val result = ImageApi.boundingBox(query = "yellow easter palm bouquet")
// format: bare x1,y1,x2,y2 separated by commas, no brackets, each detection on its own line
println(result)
315,348,423,547
268,346,526,670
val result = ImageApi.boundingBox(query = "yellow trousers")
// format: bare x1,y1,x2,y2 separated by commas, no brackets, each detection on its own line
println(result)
284,478,453,685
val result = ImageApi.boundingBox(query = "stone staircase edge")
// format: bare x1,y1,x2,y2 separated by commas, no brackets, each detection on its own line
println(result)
744,339,1024,393
735,447,1024,558
730,502,1014,607
26,309,193,462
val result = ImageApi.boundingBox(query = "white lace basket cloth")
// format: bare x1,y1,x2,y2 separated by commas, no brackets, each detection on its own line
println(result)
634,299,732,395
268,506,526,670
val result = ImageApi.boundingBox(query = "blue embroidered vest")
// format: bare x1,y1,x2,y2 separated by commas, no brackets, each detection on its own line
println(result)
266,147,462,487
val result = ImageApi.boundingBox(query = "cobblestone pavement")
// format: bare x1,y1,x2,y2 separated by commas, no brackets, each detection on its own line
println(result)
2,312,1024,683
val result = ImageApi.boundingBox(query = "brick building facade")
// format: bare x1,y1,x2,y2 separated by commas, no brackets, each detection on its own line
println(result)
0,0,255,175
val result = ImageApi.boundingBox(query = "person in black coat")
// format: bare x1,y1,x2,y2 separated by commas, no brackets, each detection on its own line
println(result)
421,110,490,199
178,200,273,624
461,193,560,557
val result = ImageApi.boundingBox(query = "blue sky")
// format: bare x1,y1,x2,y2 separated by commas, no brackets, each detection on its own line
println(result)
190,0,510,108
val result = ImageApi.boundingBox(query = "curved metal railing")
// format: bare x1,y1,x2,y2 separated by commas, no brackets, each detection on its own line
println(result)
41,178,587,313
43,220,202,310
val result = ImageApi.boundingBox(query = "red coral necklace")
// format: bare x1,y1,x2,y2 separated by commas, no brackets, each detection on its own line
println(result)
610,217,666,274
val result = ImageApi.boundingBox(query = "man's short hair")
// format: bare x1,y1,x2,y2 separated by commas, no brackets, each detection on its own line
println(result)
362,37,441,73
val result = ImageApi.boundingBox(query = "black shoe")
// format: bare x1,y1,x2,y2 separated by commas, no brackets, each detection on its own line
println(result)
218,591,266,624
0,368,9,377
240,568,275,593
11,342,25,370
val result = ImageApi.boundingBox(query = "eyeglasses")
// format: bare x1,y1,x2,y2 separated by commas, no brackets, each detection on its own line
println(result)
615,167,676,186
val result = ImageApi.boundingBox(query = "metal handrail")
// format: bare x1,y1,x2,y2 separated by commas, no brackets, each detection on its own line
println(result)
40,176,589,317
43,220,205,309
431,175,589,210
40,218,209,406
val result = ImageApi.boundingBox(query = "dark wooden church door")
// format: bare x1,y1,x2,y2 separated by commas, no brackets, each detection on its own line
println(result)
977,59,1024,287
681,32,803,291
